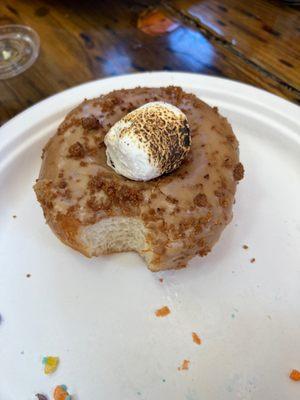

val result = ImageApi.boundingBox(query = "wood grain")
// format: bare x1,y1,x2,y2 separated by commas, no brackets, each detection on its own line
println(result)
0,0,299,125
167,0,300,91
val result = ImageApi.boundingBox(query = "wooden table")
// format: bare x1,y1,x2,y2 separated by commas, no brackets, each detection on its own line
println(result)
1,0,299,125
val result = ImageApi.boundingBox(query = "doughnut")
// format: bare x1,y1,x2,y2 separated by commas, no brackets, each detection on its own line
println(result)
34,86,244,271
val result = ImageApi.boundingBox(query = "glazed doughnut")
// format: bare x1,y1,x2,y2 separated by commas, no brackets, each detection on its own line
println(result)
34,86,244,271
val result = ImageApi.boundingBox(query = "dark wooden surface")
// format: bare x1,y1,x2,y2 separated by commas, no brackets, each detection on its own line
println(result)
0,0,299,125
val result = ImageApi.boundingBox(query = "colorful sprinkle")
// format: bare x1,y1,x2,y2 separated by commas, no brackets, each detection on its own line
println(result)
289,369,300,381
192,332,202,345
178,359,190,371
155,306,170,317
42,356,59,374
36,395,48,400
53,385,71,400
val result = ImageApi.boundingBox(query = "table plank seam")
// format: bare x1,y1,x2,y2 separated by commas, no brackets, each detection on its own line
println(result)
163,1,300,99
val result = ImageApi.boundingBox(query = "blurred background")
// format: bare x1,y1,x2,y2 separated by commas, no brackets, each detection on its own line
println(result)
0,0,299,125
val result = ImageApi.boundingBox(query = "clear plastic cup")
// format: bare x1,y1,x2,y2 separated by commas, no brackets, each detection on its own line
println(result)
0,25,40,80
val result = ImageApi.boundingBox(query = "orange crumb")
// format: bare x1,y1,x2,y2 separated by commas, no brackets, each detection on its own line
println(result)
159,278,164,283
155,306,170,317
250,258,256,263
243,245,248,249
178,359,190,371
192,332,202,345
289,369,300,381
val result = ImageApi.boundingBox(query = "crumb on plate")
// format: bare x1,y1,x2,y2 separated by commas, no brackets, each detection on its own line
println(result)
289,369,300,381
155,306,170,317
36,394,48,400
250,258,256,263
192,332,202,345
159,278,163,283
178,359,190,371
53,385,71,400
243,245,248,249
42,356,59,374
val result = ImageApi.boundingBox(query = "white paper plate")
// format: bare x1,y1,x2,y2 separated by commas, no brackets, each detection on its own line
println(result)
0,72,299,400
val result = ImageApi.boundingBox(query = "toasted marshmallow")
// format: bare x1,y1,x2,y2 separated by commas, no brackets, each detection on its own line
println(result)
104,101,191,181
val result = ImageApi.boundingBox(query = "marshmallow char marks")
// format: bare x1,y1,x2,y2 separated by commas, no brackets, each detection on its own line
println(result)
34,86,244,272
105,102,191,181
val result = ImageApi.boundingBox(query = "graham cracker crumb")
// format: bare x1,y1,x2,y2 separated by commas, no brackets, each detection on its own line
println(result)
192,332,202,345
193,193,208,207
155,306,170,317
68,141,85,159
178,359,190,371
233,162,244,181
81,115,100,130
